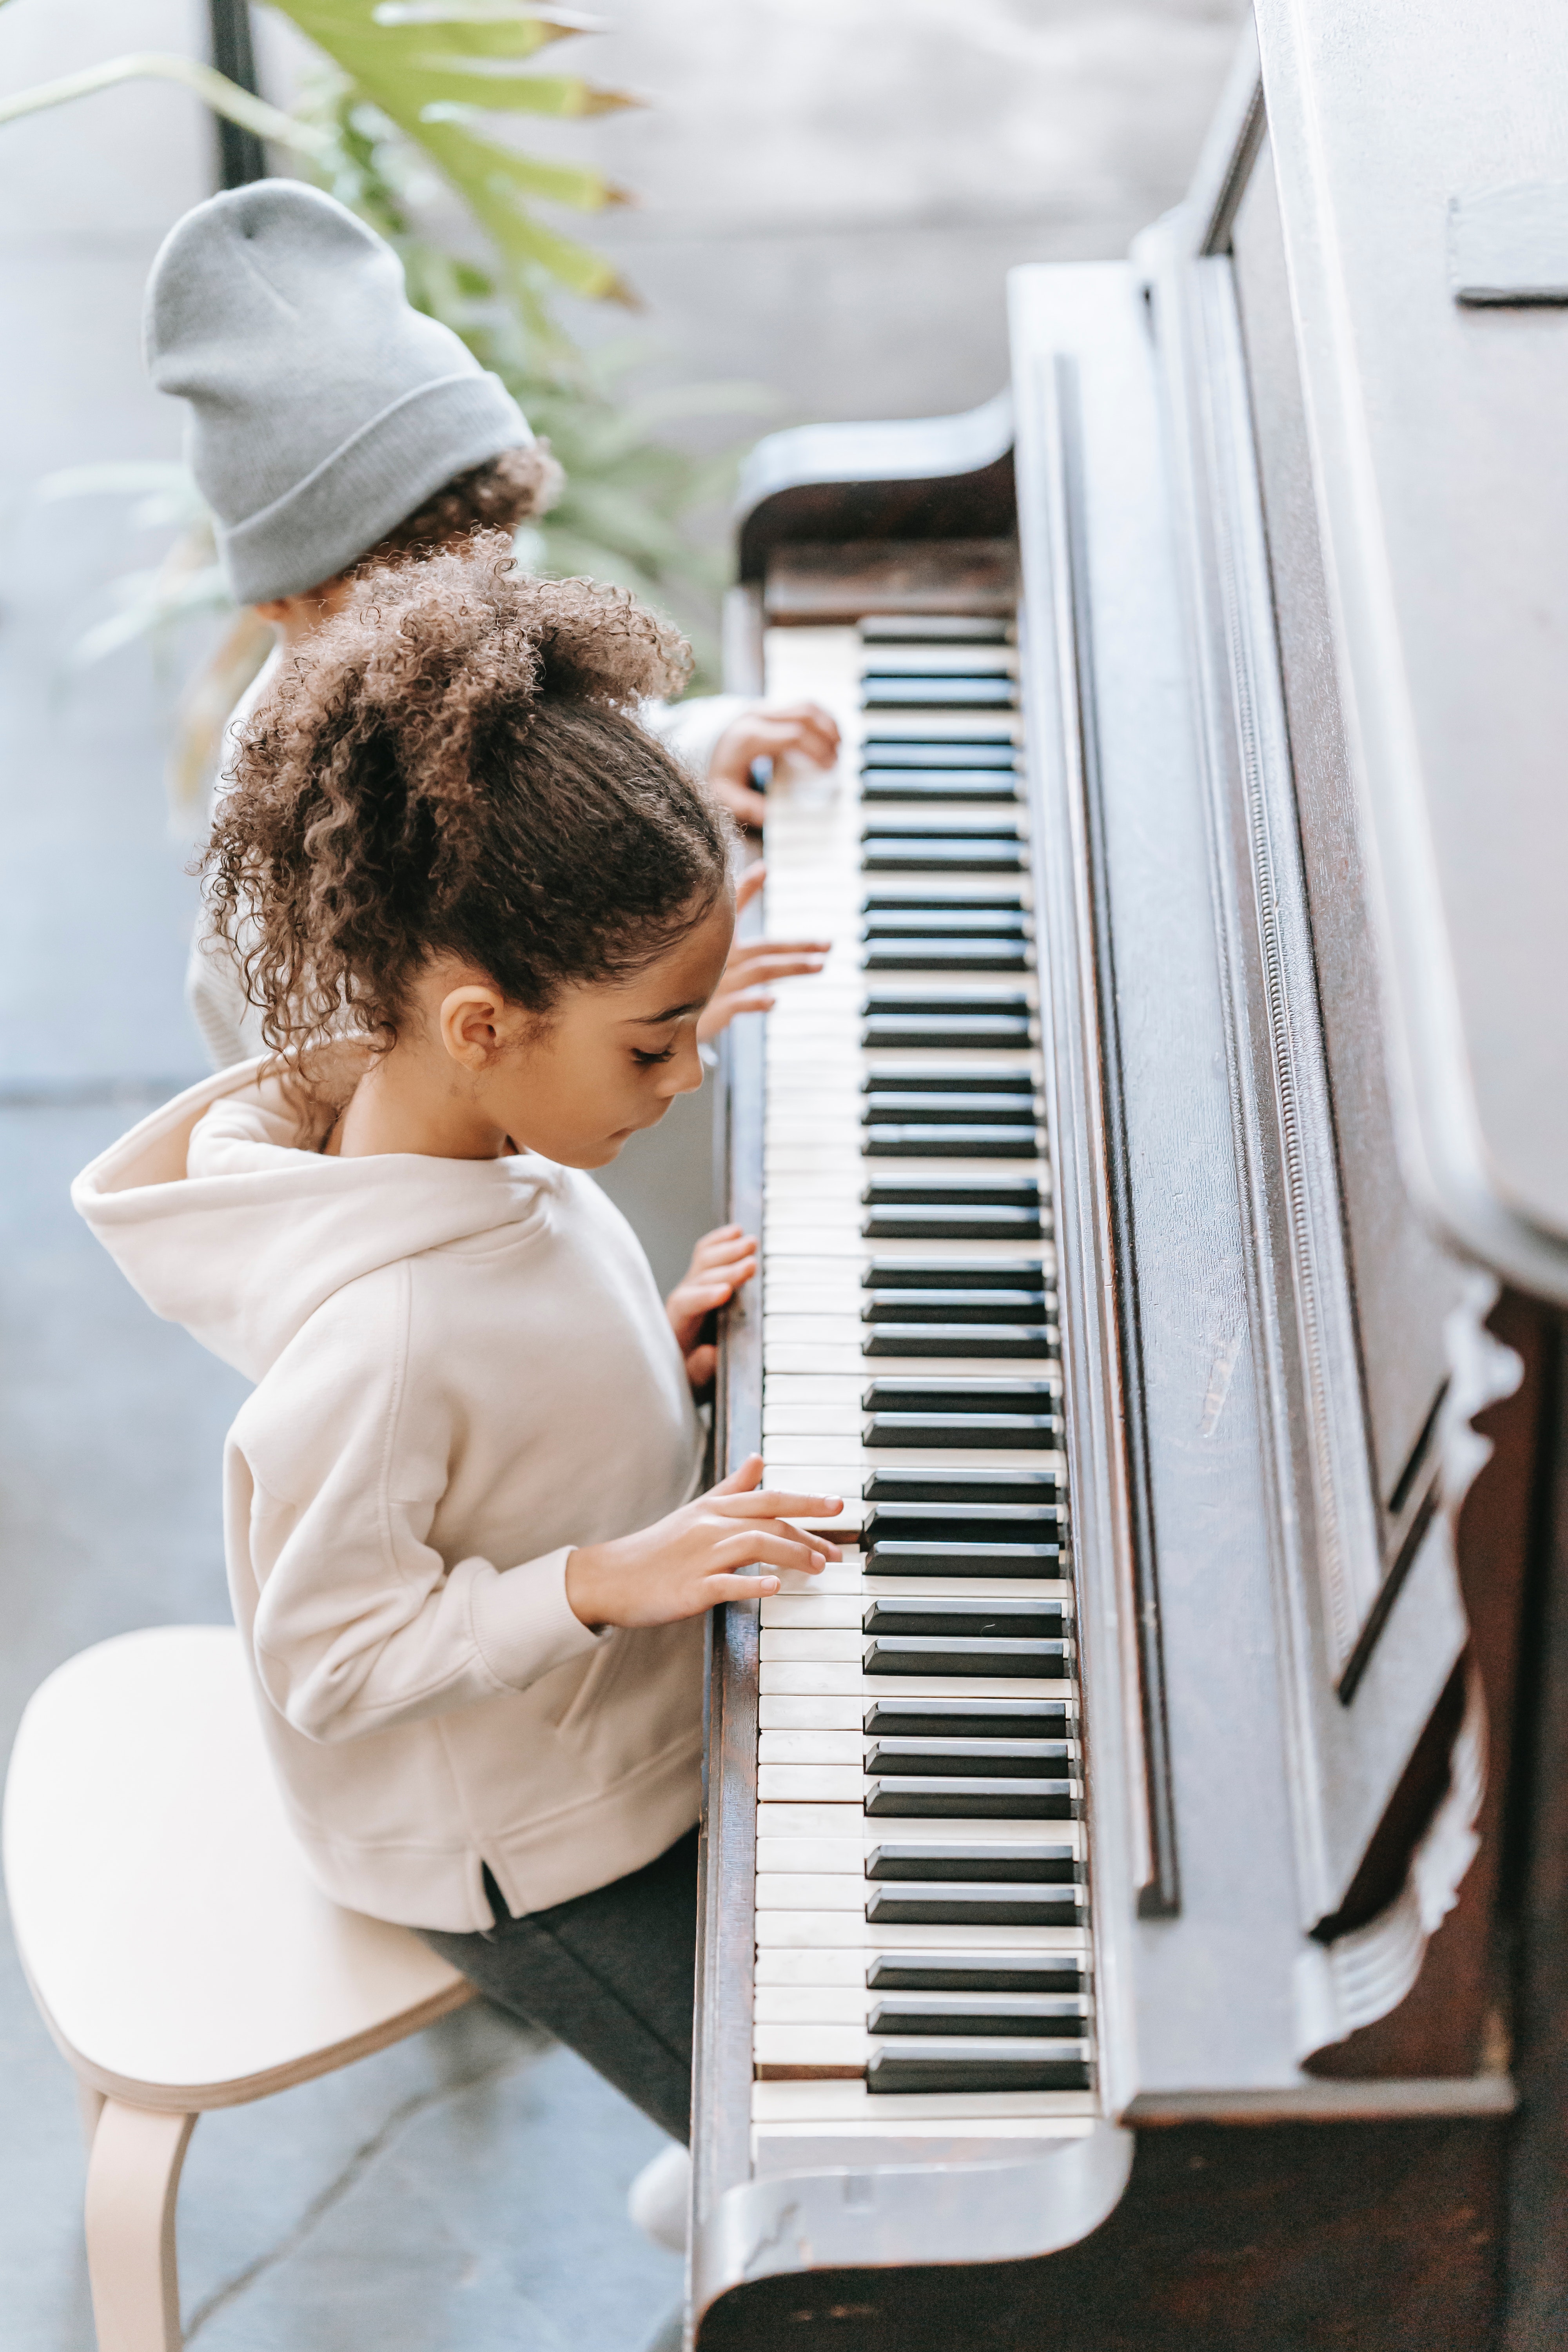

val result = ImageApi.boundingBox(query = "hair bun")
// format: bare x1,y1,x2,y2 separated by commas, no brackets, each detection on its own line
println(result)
348,532,693,721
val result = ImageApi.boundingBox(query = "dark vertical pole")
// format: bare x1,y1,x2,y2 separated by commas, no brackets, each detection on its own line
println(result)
207,0,267,189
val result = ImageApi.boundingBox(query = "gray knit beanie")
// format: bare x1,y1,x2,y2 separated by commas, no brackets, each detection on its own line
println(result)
144,180,534,603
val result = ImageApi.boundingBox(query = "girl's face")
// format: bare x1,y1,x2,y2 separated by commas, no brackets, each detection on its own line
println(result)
329,895,736,1169
489,893,736,1168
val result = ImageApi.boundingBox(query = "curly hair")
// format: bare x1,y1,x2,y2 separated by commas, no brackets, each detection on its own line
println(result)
364,445,562,570
205,535,728,1058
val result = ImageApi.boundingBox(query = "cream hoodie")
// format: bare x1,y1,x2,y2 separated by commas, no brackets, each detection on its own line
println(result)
73,1059,707,1932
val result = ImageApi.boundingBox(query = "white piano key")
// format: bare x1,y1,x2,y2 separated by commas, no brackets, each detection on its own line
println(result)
759,1730,864,1764
754,1987,1089,2028
750,2081,1095,2125
759,1629,865,1662
757,1765,864,1802
756,1873,869,1911
753,2024,867,2071
755,1961,884,1996
763,1443,1064,1475
761,1596,873,1628
856,645,1019,673
757,1811,1082,1851
765,1576,1071,1606
759,1666,1074,1699
766,1347,1058,1377
756,1911,1087,1953
767,1238,1058,1268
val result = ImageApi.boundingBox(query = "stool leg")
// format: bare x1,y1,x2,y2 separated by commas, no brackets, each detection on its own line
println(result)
76,2079,107,2153
83,2103,197,2352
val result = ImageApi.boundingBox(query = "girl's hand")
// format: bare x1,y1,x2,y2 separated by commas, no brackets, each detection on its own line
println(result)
667,1223,757,1389
708,699,842,828
565,1456,844,1629
696,867,829,1042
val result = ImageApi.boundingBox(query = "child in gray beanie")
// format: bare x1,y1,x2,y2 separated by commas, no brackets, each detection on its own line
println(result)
147,179,836,1068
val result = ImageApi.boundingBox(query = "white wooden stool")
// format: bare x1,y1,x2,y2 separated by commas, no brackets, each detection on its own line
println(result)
3,1626,472,2352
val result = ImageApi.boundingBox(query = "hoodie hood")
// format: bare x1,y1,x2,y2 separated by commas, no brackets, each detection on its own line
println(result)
72,1056,565,1381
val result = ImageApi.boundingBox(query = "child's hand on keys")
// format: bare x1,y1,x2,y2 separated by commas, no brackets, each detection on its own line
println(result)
696,865,829,1042
666,1223,757,1390
565,1457,844,1629
707,699,842,829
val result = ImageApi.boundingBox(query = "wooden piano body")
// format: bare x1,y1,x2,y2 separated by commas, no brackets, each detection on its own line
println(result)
693,3,1568,2343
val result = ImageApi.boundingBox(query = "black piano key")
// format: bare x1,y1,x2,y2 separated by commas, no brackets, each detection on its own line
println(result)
866,1737,1076,1776
866,1953,1084,1994
861,1256,1045,1282
862,1209,1045,1242
862,1327,1056,1360
863,1287,1047,1318
866,1841,1078,1883
862,842,1024,875
862,894,1026,915
865,2041,1092,2093
862,1098,1038,1127
865,1883,1086,1927
862,1698,1071,1739
863,1127,1040,1160
864,1777,1079,1819
863,1414,1061,1448
863,1499,1063,1539
863,988,1031,1017
860,617,1011,643
862,1378,1056,1412
863,942,1031,973
862,1633,1071,1674
862,1178,1040,1210
861,1468,1061,1506
864,1539,1067,1575
861,773,1022,804
861,677,1017,708
862,1016,1033,1051
863,1597,1066,1637
869,1994,1089,2036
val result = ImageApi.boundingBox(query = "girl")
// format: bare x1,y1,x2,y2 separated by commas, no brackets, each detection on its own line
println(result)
73,542,842,2151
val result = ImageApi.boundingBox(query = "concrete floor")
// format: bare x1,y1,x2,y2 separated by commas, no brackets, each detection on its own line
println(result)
0,2,1242,2344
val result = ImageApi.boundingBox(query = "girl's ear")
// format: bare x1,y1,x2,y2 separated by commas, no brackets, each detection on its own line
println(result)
438,983,511,1071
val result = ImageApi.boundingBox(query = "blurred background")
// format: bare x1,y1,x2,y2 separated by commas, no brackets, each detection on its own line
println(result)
0,3,1242,2345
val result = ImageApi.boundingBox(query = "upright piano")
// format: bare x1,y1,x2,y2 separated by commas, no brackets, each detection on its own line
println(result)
695,4,1568,2343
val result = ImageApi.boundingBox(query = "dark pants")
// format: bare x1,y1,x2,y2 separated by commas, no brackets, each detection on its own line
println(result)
416,1829,698,2145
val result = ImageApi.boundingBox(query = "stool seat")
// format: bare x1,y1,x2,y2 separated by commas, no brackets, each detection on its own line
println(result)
4,1625,469,2110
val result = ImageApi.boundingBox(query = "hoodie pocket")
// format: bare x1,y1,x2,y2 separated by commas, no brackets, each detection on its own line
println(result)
551,1620,702,1788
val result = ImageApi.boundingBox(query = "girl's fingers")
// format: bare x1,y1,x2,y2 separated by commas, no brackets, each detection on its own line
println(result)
716,784,768,828
712,1486,842,1521
706,1572,780,1601
684,1344,717,1389
726,948,829,978
734,862,766,912
711,1531,826,1575
710,1454,764,1496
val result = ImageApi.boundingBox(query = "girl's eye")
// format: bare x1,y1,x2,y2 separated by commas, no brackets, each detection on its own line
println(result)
632,1043,677,1069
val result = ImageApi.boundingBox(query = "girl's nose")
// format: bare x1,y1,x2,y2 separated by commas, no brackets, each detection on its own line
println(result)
659,1033,706,1100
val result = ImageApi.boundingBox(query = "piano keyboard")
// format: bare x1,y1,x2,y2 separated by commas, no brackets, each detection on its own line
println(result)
755,613,1096,2140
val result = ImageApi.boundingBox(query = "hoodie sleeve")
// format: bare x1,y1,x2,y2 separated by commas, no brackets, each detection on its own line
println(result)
642,692,750,779
228,1262,600,1744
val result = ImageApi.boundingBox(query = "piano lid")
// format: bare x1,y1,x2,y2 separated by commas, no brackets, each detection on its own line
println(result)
1250,0,1568,1300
